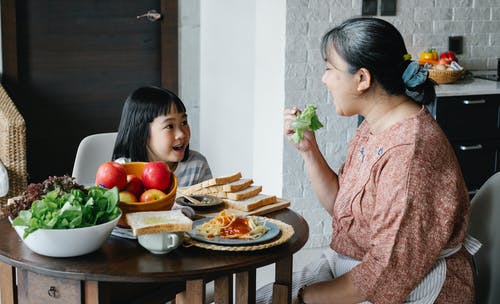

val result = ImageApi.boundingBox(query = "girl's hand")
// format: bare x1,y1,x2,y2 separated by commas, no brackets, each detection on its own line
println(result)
284,107,317,152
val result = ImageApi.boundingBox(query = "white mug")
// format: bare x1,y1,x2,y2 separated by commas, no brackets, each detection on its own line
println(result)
138,231,183,254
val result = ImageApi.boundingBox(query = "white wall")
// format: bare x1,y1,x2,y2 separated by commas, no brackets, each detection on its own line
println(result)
252,0,286,196
199,1,286,196
179,0,201,149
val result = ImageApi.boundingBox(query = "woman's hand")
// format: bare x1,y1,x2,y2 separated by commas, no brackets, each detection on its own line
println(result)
284,107,317,152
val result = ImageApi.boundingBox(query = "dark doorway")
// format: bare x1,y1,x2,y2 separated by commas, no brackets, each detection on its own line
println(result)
1,0,178,183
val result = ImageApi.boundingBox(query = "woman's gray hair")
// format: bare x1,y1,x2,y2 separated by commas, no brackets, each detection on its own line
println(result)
321,17,435,105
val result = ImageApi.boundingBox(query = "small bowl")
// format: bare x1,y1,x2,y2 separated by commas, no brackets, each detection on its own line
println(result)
175,195,223,210
118,162,178,227
11,211,121,257
137,231,184,254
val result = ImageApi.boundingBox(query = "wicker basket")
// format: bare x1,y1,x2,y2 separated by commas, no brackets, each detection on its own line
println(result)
428,69,465,84
0,85,28,207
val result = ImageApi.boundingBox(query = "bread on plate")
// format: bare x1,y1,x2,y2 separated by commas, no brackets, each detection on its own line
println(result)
224,194,277,211
126,210,193,236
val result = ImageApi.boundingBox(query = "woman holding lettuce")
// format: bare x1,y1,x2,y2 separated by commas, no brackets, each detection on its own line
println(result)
257,17,480,304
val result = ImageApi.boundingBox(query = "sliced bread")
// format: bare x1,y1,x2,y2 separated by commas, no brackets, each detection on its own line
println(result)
201,172,242,188
177,172,243,195
225,185,262,200
197,185,262,200
126,210,193,236
179,178,253,197
224,194,277,211
221,178,253,192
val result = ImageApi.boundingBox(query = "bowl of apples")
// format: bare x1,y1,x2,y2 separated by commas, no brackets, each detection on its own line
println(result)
95,161,177,228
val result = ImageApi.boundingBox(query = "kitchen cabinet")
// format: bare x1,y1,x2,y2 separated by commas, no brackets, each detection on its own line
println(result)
433,94,500,194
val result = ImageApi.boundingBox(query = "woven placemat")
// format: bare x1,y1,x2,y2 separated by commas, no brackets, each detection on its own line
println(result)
184,217,294,251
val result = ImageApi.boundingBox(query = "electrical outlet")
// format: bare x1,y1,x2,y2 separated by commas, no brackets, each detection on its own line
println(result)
381,0,397,16
448,36,463,54
362,0,378,16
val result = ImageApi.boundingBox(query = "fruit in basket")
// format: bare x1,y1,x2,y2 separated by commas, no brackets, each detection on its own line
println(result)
95,162,128,190
119,190,138,204
434,63,447,71
125,174,144,197
419,48,438,65
439,51,457,64
141,161,171,191
140,188,168,202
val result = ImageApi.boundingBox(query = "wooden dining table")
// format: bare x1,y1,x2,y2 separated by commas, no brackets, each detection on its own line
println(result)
0,208,308,304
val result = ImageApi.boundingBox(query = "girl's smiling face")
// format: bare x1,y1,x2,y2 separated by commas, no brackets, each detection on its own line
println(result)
146,105,190,167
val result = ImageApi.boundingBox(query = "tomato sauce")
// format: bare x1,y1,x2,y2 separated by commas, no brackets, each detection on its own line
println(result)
221,217,250,237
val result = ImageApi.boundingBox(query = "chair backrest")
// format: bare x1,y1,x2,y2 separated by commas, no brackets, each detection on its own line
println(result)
469,171,500,304
0,85,27,204
72,132,118,186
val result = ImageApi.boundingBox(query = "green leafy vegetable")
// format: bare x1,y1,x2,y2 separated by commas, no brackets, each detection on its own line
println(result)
12,186,121,238
290,104,324,143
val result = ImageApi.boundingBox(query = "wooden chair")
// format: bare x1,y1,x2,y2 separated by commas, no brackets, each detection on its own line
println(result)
469,172,500,304
0,85,27,206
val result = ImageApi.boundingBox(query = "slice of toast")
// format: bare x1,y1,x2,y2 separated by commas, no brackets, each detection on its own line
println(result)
225,185,262,200
180,178,253,197
178,172,243,195
222,178,253,192
223,194,277,211
201,172,242,188
126,210,193,236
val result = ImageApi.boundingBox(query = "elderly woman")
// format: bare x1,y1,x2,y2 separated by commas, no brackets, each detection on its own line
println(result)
258,17,480,304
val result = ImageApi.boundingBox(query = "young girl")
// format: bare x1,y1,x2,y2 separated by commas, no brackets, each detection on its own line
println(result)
113,86,212,187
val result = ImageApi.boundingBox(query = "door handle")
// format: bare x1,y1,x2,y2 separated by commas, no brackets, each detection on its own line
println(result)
137,10,162,22
462,99,486,105
459,144,483,151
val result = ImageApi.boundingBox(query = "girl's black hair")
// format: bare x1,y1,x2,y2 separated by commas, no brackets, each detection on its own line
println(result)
320,17,435,105
112,86,190,162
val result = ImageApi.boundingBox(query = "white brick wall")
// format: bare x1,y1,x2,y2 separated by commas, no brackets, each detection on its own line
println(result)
283,0,500,248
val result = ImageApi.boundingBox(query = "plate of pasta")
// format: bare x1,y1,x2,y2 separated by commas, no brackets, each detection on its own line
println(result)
187,210,280,245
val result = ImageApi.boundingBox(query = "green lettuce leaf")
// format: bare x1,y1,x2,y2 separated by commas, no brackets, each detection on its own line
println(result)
290,104,324,143
12,186,120,238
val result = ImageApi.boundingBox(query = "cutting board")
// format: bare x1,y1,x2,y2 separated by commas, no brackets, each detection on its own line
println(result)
195,197,290,218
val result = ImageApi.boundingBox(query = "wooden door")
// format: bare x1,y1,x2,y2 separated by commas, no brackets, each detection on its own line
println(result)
1,0,178,183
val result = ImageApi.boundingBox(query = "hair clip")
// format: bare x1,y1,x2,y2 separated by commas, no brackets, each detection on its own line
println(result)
403,53,412,61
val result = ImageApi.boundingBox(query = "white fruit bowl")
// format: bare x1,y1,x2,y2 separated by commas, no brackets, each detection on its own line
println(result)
11,211,121,258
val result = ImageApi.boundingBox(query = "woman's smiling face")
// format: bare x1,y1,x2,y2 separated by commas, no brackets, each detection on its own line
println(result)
321,49,361,117
146,105,191,165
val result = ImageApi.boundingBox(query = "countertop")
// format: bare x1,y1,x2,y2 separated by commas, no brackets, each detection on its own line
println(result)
436,71,500,97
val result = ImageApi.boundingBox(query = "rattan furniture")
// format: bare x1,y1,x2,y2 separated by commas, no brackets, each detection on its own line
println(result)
0,85,27,206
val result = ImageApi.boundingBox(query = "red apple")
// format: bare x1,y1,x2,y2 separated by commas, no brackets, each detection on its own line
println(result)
125,174,144,197
141,161,171,191
439,58,451,65
140,188,167,202
95,161,127,190
119,190,138,203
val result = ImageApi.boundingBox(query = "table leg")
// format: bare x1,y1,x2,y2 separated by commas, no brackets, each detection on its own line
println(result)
0,261,16,304
214,275,233,304
235,269,256,304
176,279,204,304
84,280,104,304
272,255,293,304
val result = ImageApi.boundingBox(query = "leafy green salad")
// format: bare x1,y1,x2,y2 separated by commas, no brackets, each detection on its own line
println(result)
290,104,324,144
12,186,121,239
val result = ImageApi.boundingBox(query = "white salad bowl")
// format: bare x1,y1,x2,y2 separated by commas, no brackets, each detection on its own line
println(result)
11,211,121,258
